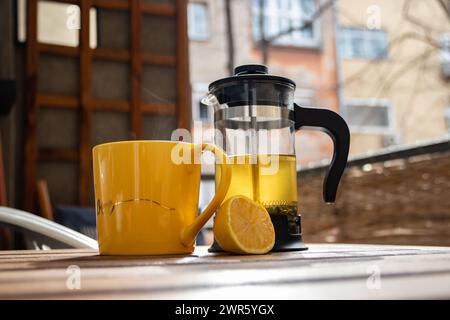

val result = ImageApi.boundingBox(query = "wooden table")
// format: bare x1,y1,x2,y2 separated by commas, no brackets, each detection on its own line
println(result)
1,244,450,299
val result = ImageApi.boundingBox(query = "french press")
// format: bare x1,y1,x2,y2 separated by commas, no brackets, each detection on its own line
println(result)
204,64,350,251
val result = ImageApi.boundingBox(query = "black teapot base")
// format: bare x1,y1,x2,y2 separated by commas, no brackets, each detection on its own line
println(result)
208,214,308,253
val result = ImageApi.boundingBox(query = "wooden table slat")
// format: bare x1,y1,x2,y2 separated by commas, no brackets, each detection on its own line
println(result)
1,244,450,299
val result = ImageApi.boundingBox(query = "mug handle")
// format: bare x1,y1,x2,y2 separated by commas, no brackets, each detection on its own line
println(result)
180,143,231,247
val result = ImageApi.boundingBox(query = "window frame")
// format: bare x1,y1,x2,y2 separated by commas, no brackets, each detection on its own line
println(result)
344,98,395,134
340,27,388,60
252,0,322,49
188,1,210,41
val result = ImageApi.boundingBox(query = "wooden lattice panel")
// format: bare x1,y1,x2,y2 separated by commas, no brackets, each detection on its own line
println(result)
24,0,190,210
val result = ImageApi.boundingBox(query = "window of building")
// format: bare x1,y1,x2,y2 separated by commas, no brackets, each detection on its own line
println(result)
198,103,209,120
191,83,211,122
188,2,209,41
445,106,450,132
345,99,393,133
340,27,388,60
441,33,450,79
294,88,314,107
252,0,320,48
17,0,98,48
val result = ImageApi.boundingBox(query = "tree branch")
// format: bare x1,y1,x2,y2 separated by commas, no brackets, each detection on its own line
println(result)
437,0,450,20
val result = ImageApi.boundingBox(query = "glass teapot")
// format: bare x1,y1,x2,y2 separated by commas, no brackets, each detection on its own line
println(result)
204,64,350,251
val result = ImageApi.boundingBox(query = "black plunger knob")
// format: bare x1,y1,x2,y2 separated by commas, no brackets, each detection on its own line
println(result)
234,64,268,75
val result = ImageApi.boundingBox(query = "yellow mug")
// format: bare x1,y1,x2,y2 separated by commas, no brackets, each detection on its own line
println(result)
92,140,231,255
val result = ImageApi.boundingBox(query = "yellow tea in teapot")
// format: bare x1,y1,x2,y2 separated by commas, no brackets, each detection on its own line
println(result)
216,154,298,216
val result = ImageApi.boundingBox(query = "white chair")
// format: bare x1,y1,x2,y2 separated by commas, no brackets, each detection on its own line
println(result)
0,206,98,250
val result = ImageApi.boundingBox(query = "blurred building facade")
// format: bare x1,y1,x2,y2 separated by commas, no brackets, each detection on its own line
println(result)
188,0,340,165
188,0,450,165
337,0,450,155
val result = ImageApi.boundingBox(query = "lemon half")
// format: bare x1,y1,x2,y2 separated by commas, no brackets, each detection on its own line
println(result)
214,196,275,254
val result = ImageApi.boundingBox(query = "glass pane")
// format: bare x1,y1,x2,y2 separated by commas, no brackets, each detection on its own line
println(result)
92,111,130,146
445,107,450,131
39,54,79,96
351,35,365,57
97,9,129,50
300,0,315,17
141,15,176,54
38,109,78,149
38,1,78,46
370,31,388,58
188,3,209,40
347,105,389,127
253,15,261,40
17,0,98,48
142,65,176,104
38,162,78,205
199,102,208,120
92,61,130,101
301,24,314,39
341,28,388,59
142,115,177,140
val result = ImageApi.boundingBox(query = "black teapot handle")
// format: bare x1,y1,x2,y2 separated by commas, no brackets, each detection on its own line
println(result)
293,103,350,203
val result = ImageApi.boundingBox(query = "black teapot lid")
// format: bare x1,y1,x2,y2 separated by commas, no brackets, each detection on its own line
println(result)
208,64,296,91
208,64,296,107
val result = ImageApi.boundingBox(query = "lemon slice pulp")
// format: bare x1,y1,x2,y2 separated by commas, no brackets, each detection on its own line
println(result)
214,196,275,254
